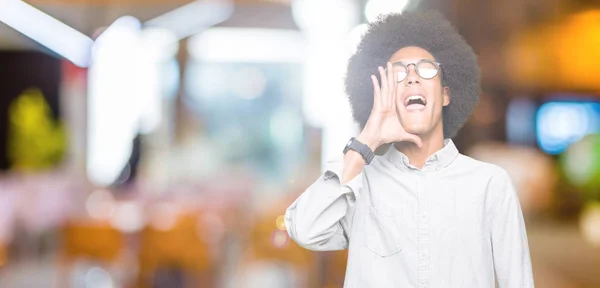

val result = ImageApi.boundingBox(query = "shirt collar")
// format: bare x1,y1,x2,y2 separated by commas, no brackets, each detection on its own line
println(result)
383,139,459,172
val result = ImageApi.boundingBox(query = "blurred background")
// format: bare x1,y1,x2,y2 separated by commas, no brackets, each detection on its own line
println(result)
0,0,599,287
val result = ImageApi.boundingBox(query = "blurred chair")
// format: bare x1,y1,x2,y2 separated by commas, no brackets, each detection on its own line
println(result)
235,204,318,288
0,242,7,270
318,250,348,288
59,220,125,287
137,212,216,288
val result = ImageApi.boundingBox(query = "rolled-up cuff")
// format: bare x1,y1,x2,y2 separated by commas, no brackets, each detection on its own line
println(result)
323,154,363,203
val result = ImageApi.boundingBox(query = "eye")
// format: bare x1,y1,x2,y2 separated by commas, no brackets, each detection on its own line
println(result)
417,61,439,79
419,68,438,79
396,71,407,82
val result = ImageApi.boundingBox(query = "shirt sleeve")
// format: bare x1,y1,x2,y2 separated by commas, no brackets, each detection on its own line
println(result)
284,154,363,251
490,170,535,288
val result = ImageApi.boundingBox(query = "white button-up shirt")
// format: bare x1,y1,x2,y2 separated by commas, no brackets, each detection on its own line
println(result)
285,139,534,287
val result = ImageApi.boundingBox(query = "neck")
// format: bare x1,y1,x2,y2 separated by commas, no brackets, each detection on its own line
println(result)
393,127,445,169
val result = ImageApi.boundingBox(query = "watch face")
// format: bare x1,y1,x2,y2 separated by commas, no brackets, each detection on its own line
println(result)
343,138,354,154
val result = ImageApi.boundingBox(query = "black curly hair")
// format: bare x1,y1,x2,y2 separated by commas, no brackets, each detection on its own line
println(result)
345,11,481,139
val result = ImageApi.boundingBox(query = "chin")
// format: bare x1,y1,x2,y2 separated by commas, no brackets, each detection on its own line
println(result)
399,117,427,133
403,125,430,135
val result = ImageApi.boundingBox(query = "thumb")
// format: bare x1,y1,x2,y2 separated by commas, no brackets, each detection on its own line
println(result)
406,134,422,148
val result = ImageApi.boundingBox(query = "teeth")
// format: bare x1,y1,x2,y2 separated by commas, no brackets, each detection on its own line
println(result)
405,95,426,106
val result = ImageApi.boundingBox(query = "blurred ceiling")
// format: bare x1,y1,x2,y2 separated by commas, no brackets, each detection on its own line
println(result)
3,0,600,94
0,0,295,49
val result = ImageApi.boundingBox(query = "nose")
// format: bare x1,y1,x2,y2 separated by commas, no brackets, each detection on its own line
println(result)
405,64,420,86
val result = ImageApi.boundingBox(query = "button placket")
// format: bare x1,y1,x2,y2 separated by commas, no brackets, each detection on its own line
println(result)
417,173,430,287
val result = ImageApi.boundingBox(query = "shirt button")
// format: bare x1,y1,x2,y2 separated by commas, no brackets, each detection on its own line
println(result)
419,212,428,219
346,193,356,202
420,251,429,259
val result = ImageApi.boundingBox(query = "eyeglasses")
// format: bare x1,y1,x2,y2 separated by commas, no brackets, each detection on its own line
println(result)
385,59,442,82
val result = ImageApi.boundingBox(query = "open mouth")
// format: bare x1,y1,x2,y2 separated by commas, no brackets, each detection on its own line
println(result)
404,95,427,111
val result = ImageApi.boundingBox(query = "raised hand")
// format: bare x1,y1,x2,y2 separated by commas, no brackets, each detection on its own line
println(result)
358,62,422,150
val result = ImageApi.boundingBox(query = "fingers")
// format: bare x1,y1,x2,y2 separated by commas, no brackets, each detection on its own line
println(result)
378,66,388,107
374,63,397,110
386,62,394,103
391,63,398,108
406,134,423,148
371,75,381,109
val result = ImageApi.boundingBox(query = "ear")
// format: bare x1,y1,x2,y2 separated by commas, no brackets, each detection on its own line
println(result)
442,86,450,107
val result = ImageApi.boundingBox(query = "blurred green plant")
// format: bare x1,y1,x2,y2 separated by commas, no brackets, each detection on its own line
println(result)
559,133,600,202
7,88,66,171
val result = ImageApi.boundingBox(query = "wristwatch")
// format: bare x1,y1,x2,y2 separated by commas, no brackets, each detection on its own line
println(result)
343,137,375,165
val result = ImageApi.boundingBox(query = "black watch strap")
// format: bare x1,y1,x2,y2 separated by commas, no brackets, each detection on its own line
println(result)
343,137,375,164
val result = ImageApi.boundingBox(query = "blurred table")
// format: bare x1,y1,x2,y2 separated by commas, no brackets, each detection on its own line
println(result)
528,219,600,288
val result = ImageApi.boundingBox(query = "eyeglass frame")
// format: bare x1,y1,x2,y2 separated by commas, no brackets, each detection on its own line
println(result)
383,59,443,83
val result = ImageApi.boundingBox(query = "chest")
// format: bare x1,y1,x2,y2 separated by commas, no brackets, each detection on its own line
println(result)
360,171,494,234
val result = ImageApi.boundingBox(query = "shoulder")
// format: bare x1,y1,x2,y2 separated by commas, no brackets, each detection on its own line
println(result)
455,153,512,182
454,153,516,201
457,153,517,205
455,154,520,217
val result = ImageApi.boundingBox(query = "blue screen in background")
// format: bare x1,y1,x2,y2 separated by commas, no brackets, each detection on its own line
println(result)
507,98,538,146
536,101,600,155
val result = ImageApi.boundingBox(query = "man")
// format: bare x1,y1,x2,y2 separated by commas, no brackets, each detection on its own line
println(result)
284,11,534,288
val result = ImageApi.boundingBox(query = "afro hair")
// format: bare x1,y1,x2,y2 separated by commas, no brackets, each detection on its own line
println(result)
345,11,481,139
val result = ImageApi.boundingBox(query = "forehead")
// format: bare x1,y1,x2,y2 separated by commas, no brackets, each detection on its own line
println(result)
388,46,435,63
